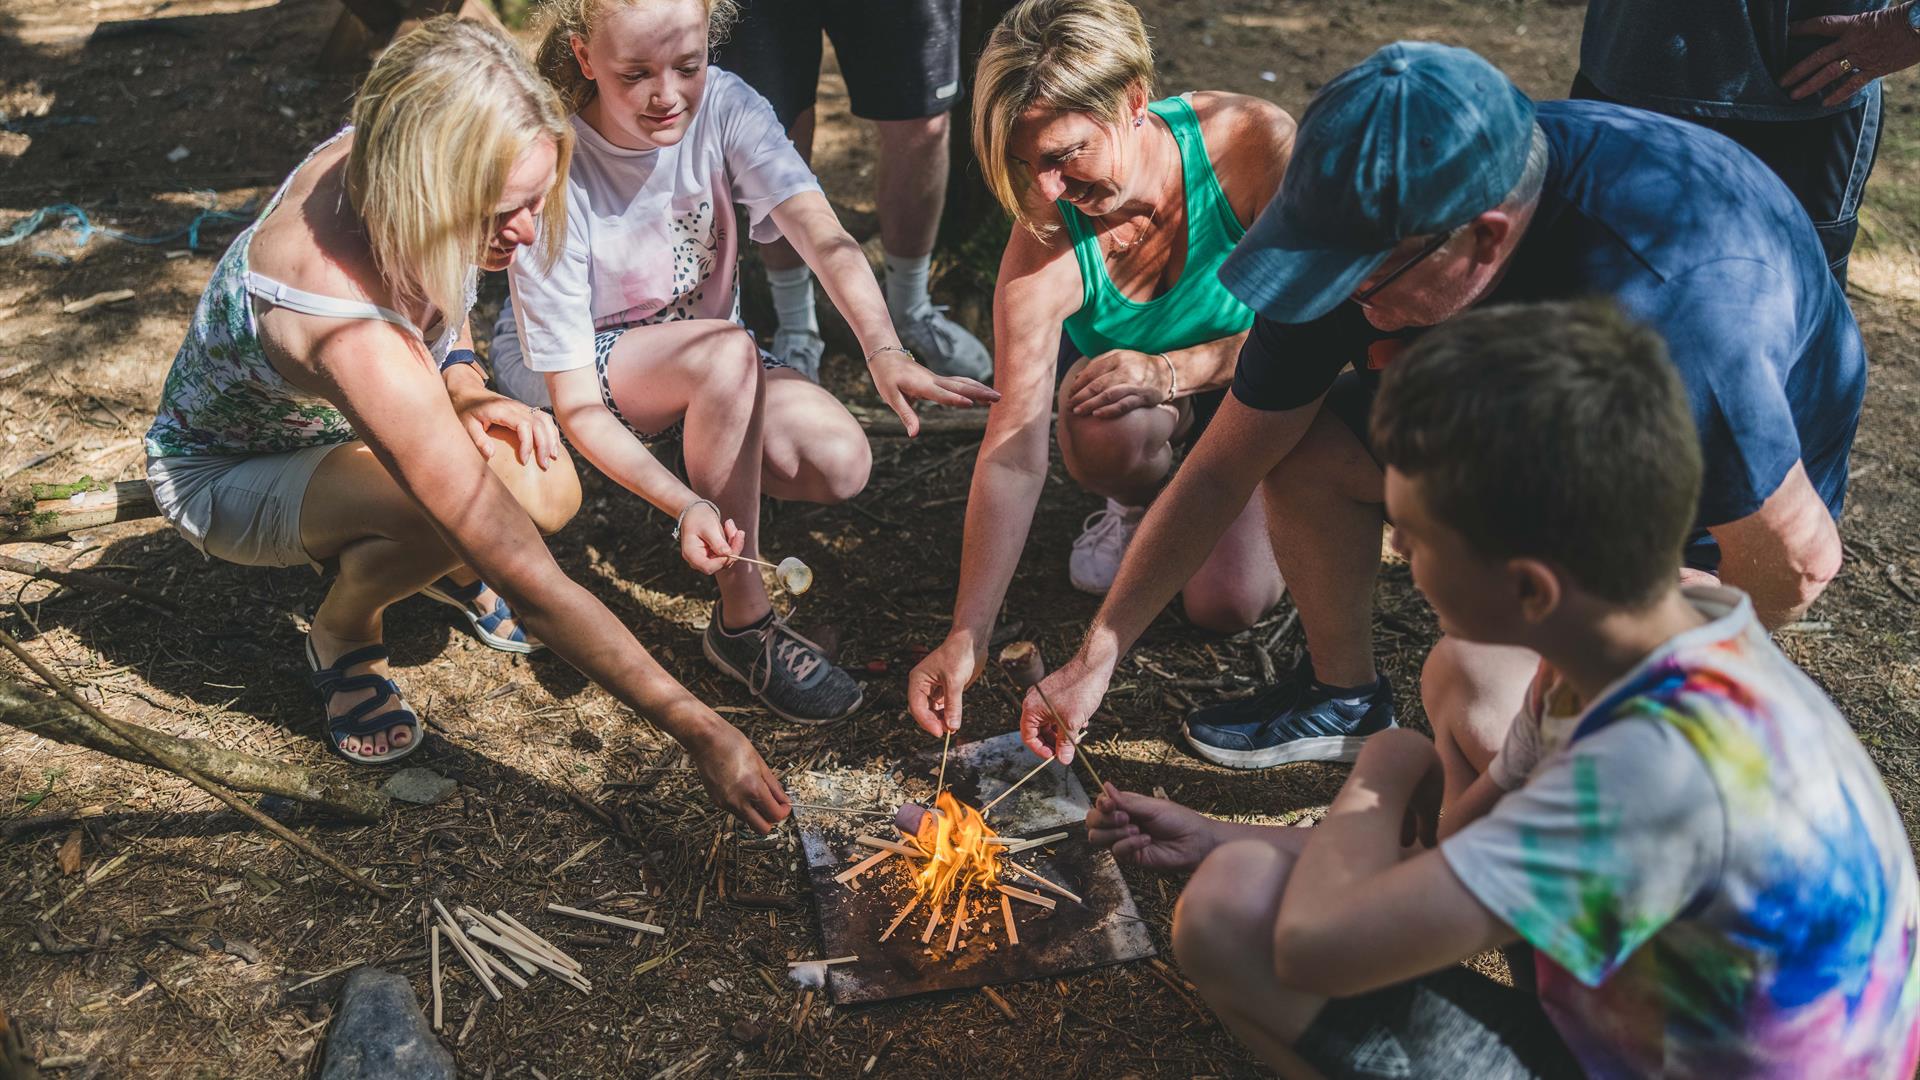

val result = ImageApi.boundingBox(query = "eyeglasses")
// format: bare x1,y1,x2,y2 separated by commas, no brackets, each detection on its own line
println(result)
1352,226,1461,307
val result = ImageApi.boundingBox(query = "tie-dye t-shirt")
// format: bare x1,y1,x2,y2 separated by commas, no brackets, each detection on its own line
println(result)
1441,586,1920,1078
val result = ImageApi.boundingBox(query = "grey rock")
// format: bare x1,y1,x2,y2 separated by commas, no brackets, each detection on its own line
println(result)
380,768,456,805
320,968,453,1080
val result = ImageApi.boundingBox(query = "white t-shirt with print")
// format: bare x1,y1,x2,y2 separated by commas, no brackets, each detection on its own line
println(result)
494,67,819,405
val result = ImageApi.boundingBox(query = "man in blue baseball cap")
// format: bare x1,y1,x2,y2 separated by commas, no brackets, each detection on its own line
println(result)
1013,42,1864,785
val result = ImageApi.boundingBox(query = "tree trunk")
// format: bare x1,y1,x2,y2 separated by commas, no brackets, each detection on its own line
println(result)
0,679,390,822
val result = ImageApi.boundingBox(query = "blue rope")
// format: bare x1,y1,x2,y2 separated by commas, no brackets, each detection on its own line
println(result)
0,201,258,252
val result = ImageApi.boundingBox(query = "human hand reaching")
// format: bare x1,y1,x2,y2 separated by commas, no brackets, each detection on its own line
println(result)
907,635,984,736
688,722,791,834
866,347,1000,437
1086,783,1221,872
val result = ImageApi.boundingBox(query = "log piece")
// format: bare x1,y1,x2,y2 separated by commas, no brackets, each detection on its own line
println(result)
0,678,389,822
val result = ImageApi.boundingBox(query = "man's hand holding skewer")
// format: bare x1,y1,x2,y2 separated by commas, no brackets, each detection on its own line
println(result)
908,635,985,736
685,721,791,834
1019,659,1109,765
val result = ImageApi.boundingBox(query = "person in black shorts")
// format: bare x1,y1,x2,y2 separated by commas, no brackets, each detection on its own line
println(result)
714,0,992,382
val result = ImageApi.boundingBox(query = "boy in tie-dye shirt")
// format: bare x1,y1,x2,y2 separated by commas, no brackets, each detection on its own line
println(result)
1086,301,1920,1078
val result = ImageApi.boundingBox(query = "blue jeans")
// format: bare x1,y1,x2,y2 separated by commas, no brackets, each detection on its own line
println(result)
1571,73,1883,286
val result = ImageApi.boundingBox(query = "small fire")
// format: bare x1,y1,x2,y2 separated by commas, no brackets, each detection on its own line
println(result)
912,791,1002,914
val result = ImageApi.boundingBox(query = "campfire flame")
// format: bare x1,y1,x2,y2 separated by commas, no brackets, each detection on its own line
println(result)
912,792,1001,914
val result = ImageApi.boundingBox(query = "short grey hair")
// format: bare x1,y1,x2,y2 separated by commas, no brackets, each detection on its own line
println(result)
1501,123,1549,210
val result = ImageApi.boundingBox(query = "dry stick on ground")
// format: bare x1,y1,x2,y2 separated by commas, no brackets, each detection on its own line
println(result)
2,478,157,543
0,552,181,612
0,679,388,821
0,627,392,898
430,926,444,1032
880,893,922,942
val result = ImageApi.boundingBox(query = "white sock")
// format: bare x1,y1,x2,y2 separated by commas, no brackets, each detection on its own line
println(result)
766,265,818,337
883,250,933,319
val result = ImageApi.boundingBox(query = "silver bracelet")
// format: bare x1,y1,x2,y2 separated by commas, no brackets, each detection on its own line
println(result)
866,344,914,365
1159,352,1178,403
673,498,719,541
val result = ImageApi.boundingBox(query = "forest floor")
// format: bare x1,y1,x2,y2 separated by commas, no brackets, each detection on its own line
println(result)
4,0,1920,1076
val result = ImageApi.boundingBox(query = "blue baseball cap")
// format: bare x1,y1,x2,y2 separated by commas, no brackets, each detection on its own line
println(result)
1219,42,1536,324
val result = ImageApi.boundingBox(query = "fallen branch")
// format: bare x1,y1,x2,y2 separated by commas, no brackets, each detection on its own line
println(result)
846,403,993,439
0,627,392,898
0,679,389,822
4,478,158,542
0,552,181,612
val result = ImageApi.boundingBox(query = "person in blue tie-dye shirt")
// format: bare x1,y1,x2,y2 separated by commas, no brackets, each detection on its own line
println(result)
1086,300,1920,1078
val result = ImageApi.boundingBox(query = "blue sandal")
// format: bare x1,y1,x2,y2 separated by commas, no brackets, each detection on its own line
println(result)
304,638,423,765
420,577,543,654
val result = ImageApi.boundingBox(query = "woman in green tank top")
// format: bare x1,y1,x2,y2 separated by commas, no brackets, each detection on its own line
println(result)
906,0,1296,737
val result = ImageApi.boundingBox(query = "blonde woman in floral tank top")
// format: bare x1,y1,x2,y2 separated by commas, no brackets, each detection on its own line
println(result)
140,18,793,832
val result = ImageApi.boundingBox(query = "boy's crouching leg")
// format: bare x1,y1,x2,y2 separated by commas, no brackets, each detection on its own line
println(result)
1174,840,1329,1059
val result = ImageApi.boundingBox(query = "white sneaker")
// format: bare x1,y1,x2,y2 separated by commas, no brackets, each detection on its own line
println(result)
773,328,825,383
1069,499,1145,594
894,303,992,382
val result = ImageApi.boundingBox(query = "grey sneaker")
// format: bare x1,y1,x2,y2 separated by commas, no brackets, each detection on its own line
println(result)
702,602,863,725
772,328,825,383
894,304,992,381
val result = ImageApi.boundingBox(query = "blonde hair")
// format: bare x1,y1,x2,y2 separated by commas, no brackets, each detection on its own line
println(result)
533,0,740,114
346,16,574,324
972,0,1155,231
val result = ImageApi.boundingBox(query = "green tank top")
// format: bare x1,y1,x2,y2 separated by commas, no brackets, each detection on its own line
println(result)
1058,94,1254,358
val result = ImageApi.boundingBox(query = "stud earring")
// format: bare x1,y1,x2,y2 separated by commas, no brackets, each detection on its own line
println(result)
1134,115,1144,127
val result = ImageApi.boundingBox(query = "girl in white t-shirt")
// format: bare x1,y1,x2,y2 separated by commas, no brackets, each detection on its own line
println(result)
498,0,997,725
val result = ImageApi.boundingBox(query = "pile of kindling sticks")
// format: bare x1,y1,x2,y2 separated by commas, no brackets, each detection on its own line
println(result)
426,898,666,1026
835,827,1083,953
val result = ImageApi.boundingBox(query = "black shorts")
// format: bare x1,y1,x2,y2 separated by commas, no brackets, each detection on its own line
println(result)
1295,965,1582,1080
1057,336,1224,449
1570,72,1882,286
714,0,962,128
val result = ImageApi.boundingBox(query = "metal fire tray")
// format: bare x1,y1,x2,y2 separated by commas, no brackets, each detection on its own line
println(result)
791,732,1155,1004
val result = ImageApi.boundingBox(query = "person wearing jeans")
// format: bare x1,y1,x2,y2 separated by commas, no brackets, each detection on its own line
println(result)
1574,0,1920,285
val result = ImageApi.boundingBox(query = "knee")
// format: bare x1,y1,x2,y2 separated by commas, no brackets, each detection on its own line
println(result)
1058,411,1155,490
1174,840,1291,988
808,425,872,504
1183,584,1268,635
1421,637,1469,741
485,430,583,536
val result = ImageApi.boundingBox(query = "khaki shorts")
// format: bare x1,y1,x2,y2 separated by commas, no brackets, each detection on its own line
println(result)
145,444,345,571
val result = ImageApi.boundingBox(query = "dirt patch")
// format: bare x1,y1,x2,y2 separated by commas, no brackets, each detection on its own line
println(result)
3,1,1918,1077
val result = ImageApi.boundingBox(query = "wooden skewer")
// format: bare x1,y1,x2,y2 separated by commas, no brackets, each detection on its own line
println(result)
998,652,1111,791
881,894,922,942
789,802,895,817
548,903,664,935
997,884,1057,910
979,755,1057,815
468,924,590,992
459,908,537,976
921,898,945,943
1000,893,1018,945
855,835,921,858
785,955,859,968
834,847,895,885
495,911,580,972
934,728,952,806
430,926,444,1031
432,900,502,1001
1005,831,1071,854
456,925,530,991
1004,861,1083,905
726,553,782,571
